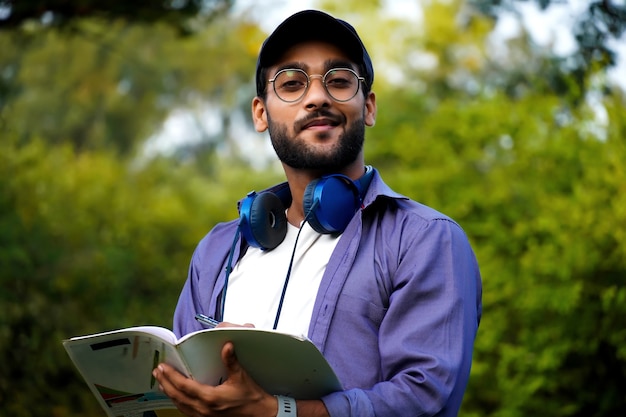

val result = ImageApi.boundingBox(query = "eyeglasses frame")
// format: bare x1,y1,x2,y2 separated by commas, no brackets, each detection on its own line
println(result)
268,67,365,103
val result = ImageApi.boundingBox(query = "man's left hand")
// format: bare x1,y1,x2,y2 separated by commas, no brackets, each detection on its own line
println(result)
152,341,278,417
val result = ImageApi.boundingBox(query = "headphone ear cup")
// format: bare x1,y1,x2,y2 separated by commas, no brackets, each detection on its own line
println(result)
240,192,287,250
303,175,361,234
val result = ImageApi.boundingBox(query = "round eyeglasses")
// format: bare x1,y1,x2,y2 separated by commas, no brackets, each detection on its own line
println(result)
268,68,365,103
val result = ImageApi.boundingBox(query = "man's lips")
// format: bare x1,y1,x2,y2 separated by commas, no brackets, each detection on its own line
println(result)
300,117,341,130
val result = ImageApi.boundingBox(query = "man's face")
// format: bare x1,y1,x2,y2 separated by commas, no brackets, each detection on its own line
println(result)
252,41,377,172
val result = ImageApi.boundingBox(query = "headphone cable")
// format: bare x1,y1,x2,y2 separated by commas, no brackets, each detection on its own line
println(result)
219,226,241,321
272,200,319,330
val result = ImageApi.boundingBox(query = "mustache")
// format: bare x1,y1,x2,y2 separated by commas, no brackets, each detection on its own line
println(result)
294,110,345,131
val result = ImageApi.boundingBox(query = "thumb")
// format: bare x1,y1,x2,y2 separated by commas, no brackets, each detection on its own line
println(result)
221,341,241,373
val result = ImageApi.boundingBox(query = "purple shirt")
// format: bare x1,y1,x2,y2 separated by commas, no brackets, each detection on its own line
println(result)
173,169,482,417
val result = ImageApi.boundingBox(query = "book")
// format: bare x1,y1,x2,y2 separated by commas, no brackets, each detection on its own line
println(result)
63,326,342,417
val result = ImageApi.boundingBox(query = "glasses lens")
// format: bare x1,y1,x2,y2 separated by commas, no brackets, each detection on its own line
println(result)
324,69,359,101
273,69,308,102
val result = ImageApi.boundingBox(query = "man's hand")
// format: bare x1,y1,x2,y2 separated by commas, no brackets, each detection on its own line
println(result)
152,340,277,417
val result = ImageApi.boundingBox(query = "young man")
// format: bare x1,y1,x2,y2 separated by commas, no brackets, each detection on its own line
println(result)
152,9,482,417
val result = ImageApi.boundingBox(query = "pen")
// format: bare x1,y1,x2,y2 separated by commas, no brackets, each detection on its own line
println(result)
195,314,220,328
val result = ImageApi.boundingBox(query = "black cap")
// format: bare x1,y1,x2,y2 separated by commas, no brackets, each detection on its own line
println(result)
255,10,374,97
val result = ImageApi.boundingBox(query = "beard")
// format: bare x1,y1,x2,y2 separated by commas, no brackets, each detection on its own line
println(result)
267,110,365,171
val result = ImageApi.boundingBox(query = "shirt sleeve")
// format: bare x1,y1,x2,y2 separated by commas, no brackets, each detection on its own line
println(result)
322,216,482,417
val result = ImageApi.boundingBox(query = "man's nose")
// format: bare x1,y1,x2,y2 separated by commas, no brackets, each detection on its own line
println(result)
303,75,331,106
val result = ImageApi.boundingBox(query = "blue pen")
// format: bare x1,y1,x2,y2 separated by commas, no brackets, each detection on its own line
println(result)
195,314,220,328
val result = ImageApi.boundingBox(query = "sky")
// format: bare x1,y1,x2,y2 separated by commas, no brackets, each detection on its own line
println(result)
492,0,625,86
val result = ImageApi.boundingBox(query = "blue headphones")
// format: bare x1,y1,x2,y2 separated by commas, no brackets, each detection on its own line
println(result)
238,166,374,251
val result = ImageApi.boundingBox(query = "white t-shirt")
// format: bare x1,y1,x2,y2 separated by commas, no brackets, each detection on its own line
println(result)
222,220,339,336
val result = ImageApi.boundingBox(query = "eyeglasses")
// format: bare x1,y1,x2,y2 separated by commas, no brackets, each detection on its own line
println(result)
268,68,365,103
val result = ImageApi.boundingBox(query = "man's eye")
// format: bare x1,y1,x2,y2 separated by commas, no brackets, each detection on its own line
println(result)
327,78,352,88
281,80,305,90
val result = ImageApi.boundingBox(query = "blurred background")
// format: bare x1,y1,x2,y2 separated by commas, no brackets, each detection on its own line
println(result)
1,0,625,416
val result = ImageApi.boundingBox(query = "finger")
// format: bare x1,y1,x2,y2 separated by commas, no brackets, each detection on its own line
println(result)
215,322,255,328
221,341,240,372
215,321,237,328
154,364,213,415
152,363,179,394
154,364,195,398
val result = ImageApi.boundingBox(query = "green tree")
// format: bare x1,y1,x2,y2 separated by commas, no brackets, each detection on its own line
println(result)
471,0,626,100
0,135,283,416
2,0,625,416
0,4,277,415
356,0,626,415
0,0,234,34
0,13,260,156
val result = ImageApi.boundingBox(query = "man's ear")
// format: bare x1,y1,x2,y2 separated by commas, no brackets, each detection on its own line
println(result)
252,97,268,132
364,91,377,127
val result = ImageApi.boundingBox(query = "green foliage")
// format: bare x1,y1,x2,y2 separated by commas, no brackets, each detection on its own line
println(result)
0,136,282,416
0,15,260,156
369,46,626,417
0,0,235,34
369,88,626,416
0,1,625,416
359,1,626,414
471,0,626,100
